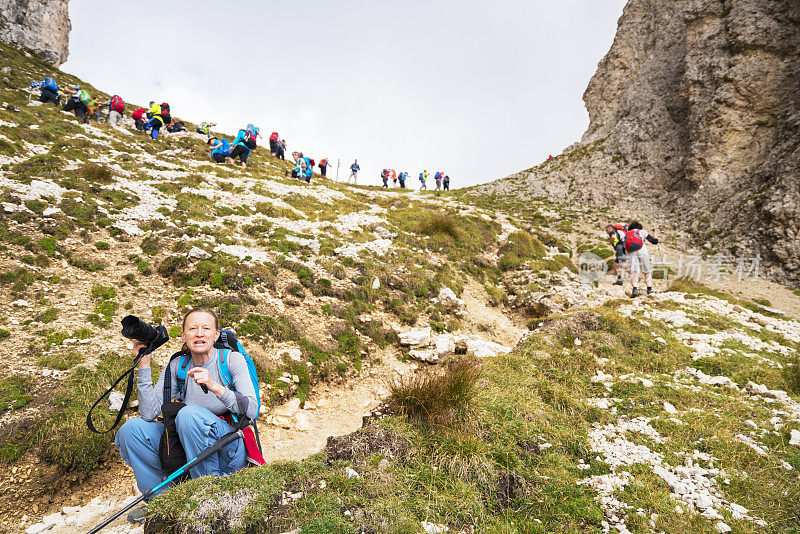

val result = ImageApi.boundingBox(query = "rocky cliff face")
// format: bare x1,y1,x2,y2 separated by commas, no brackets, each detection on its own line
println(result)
476,0,800,284
0,0,70,66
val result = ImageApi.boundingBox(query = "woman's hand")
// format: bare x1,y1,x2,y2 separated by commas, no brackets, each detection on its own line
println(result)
187,367,224,397
132,340,150,368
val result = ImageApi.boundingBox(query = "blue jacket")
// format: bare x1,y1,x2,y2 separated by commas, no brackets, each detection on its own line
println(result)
232,130,251,152
212,139,232,156
350,163,360,171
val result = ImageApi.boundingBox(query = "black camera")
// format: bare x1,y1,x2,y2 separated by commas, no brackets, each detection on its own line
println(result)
121,315,169,356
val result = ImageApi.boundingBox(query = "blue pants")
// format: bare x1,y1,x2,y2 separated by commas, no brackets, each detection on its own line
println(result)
115,405,247,498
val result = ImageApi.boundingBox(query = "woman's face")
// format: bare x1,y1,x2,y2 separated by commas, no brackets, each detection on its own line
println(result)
181,311,219,355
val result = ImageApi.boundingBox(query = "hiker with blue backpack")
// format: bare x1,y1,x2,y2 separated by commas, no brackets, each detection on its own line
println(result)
114,307,263,522
290,151,309,181
398,171,407,188
419,170,428,190
30,77,60,105
228,124,259,168
624,221,659,298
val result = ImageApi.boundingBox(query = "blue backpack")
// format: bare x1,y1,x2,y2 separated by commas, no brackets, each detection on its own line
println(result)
304,157,313,178
44,77,58,93
172,330,261,421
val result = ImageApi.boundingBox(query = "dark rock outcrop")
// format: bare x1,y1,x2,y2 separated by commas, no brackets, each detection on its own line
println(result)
475,0,800,284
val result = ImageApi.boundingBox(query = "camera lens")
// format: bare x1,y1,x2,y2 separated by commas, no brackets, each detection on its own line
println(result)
121,316,170,356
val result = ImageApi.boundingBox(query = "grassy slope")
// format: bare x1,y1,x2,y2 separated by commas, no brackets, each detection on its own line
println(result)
148,292,800,533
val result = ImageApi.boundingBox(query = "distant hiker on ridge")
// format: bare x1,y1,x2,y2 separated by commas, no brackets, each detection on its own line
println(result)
419,170,428,190
348,159,360,184
624,221,659,298
197,122,216,137
391,169,397,187
381,169,390,188
398,171,407,189
269,131,280,156
443,174,450,191
290,151,308,181
277,139,286,160
318,158,330,177
434,171,443,191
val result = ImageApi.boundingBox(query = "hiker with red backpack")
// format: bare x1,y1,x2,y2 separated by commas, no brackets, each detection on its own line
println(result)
98,94,125,126
624,221,659,298
318,158,330,177
114,307,261,521
269,132,279,156
228,124,259,168
131,107,147,130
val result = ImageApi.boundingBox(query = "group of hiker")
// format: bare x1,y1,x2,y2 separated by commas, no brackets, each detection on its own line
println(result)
605,221,660,298
345,163,450,191
31,77,188,137
30,77,455,188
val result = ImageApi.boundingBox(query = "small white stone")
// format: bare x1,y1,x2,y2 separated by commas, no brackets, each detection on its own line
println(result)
421,522,449,534
662,401,677,414
789,429,800,447
372,277,380,290
345,467,361,479
715,522,732,533
25,524,52,534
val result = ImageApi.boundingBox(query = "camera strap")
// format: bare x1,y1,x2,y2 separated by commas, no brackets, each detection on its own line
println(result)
86,348,144,434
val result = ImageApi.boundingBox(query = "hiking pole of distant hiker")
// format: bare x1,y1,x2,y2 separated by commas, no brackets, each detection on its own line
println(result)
86,428,245,534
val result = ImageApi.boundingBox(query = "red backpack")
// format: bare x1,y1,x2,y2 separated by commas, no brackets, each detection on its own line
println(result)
625,229,644,252
309,159,315,167
110,95,124,113
320,159,327,166
270,131,279,141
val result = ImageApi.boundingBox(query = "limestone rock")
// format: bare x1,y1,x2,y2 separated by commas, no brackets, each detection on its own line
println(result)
437,287,464,310
399,327,431,348
409,348,439,363
0,0,71,66
188,246,211,260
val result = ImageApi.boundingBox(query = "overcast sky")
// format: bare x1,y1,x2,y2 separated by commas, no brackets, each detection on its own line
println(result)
61,0,626,188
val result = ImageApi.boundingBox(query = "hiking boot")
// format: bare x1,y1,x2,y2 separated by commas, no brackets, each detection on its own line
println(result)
127,505,147,524
630,287,640,298
613,278,623,286
646,287,653,295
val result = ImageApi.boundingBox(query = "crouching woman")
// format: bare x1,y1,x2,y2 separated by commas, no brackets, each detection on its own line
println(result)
115,307,257,504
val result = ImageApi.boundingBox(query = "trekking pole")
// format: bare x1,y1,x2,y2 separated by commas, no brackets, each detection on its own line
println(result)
86,429,245,534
